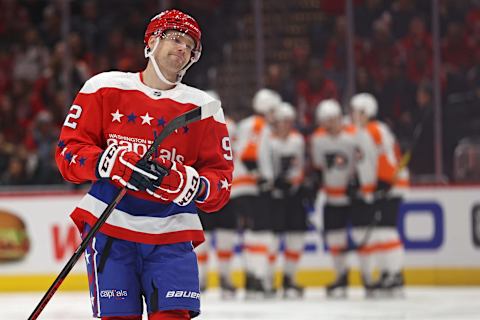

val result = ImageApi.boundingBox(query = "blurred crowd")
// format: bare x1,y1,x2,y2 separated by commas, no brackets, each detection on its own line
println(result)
263,0,480,181
1,0,480,186
0,0,228,185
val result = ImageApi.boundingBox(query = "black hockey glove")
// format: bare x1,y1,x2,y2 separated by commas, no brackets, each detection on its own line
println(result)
346,175,360,201
257,177,273,194
242,160,258,171
274,176,292,192
96,144,167,191
374,180,393,201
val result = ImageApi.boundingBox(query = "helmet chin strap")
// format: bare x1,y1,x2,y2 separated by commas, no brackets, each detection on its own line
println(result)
144,37,197,86
144,38,177,86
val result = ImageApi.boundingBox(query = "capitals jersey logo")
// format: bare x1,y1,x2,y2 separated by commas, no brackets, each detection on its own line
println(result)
106,133,185,163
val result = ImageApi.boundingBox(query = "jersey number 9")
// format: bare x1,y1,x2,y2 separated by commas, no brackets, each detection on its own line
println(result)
222,136,233,160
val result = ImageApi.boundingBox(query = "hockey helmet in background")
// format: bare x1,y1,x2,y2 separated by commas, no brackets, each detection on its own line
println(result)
316,99,342,123
350,92,378,118
252,88,282,115
274,102,296,121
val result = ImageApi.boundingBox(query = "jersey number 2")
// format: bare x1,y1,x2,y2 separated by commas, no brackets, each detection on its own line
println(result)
63,105,83,129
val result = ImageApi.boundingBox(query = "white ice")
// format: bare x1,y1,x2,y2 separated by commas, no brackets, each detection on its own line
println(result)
2,287,479,320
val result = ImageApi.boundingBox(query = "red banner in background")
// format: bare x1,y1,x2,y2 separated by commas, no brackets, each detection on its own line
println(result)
51,224,81,261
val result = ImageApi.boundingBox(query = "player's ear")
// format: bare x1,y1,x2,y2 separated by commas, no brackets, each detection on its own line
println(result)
147,36,158,53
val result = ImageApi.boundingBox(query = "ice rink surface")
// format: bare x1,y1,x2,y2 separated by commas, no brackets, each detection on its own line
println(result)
2,287,479,320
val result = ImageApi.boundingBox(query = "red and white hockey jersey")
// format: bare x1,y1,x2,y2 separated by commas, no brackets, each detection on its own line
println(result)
55,71,233,246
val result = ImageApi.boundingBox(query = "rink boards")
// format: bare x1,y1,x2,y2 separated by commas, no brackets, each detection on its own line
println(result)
0,186,479,291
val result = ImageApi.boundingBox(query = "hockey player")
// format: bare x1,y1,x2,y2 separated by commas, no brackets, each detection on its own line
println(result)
196,91,238,298
310,99,359,298
234,88,281,298
261,102,307,298
350,93,405,298
55,10,233,320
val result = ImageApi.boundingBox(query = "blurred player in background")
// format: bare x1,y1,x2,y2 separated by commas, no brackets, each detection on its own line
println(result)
260,102,307,298
234,88,281,298
196,90,238,299
310,99,359,298
55,10,233,319
350,93,406,298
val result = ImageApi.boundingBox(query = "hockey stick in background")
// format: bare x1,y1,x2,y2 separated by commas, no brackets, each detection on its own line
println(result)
28,101,221,320
396,117,425,175
349,117,426,252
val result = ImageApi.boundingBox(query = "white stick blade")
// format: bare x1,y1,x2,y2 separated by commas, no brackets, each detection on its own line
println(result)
201,100,221,119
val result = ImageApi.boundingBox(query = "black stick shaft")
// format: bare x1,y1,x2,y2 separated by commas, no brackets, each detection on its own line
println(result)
29,106,203,319
28,188,126,320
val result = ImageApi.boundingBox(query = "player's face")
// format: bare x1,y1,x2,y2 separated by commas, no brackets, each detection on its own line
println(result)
265,109,276,124
275,118,293,136
351,109,368,126
323,116,342,133
151,30,194,74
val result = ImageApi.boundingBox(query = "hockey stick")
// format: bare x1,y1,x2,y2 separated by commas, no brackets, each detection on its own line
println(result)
347,118,426,253
396,118,424,175
28,100,221,320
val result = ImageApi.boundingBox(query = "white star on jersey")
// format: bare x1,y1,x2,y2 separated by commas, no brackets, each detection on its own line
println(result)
111,109,124,122
70,154,77,164
140,112,154,125
220,178,231,190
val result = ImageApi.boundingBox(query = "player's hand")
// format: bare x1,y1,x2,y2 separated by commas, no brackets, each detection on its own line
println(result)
144,157,201,206
96,144,165,191
374,180,392,200
242,160,258,171
274,176,291,192
257,177,273,194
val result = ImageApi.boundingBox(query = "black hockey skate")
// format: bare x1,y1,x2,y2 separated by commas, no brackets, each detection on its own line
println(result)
245,272,262,299
326,272,348,298
374,271,405,298
263,285,278,299
283,275,304,299
245,273,277,299
362,275,379,299
220,276,237,299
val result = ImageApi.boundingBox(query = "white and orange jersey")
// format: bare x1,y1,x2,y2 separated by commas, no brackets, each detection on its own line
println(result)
226,117,237,139
231,114,270,198
355,120,409,200
259,129,305,189
311,126,358,205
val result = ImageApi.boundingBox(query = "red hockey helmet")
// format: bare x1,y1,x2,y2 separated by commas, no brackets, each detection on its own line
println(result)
144,9,202,61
